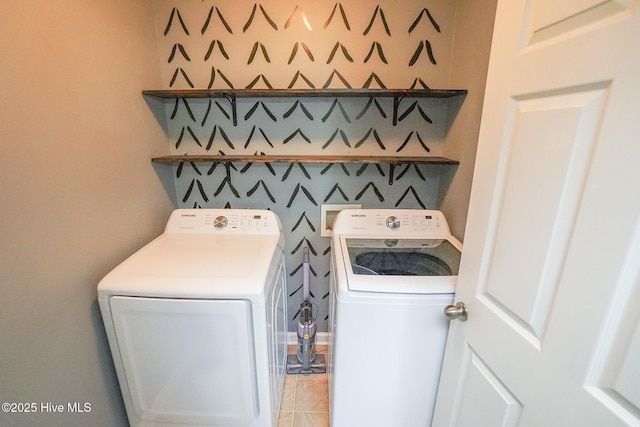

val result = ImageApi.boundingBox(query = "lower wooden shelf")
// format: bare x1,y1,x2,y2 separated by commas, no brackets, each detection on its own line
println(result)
151,155,459,165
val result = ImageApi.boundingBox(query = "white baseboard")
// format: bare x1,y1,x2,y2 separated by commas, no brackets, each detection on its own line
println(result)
287,331,330,346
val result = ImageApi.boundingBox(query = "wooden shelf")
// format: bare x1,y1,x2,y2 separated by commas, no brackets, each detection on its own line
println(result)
142,88,467,126
152,155,458,184
151,154,458,165
142,88,467,99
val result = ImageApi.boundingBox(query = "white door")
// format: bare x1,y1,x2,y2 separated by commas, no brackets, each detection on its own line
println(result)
433,1,640,426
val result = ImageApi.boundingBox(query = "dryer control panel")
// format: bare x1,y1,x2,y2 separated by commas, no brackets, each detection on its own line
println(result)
165,209,282,235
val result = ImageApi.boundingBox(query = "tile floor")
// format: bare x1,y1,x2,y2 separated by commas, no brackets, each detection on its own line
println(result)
278,346,330,427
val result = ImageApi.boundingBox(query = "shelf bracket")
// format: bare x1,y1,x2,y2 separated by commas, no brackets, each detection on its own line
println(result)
222,93,238,126
392,94,406,126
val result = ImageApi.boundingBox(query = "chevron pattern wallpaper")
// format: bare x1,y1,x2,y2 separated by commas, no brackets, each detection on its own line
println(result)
151,0,458,331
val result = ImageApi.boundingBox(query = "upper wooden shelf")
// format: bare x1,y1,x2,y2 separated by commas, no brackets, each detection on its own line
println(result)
142,88,467,99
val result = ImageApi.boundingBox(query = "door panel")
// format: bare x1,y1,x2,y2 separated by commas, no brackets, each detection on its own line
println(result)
482,85,607,341
433,0,640,425
527,0,634,46
612,321,640,407
587,225,640,419
453,347,523,427
610,319,640,410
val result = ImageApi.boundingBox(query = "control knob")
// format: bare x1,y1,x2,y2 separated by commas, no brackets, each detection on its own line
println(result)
214,216,228,229
385,216,400,230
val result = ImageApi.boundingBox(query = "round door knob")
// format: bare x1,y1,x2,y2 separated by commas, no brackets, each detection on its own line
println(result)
214,216,228,229
444,302,468,321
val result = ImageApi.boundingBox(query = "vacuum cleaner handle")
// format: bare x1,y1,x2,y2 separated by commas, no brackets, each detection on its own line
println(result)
302,247,310,303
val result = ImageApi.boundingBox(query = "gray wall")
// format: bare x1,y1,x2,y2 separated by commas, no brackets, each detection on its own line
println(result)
440,0,499,240
0,1,175,426
150,0,463,331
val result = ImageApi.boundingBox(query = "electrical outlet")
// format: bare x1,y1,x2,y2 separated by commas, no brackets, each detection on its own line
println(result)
321,204,361,237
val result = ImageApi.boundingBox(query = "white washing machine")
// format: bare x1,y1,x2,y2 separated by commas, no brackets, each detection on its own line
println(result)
329,209,462,427
98,209,287,427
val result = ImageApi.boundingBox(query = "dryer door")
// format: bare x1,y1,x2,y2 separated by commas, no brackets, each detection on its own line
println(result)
109,296,257,426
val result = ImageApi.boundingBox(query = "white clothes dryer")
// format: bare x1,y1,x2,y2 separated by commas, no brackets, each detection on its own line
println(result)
98,209,287,427
329,209,462,427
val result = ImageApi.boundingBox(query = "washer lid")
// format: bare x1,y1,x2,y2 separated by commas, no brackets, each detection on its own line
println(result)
340,236,461,294
97,233,283,301
347,238,461,276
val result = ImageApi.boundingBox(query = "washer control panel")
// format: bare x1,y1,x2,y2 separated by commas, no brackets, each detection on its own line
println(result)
165,209,281,234
332,209,451,236
378,212,444,233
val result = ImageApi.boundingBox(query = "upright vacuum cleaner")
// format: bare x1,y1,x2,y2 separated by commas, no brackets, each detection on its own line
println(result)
286,247,326,374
